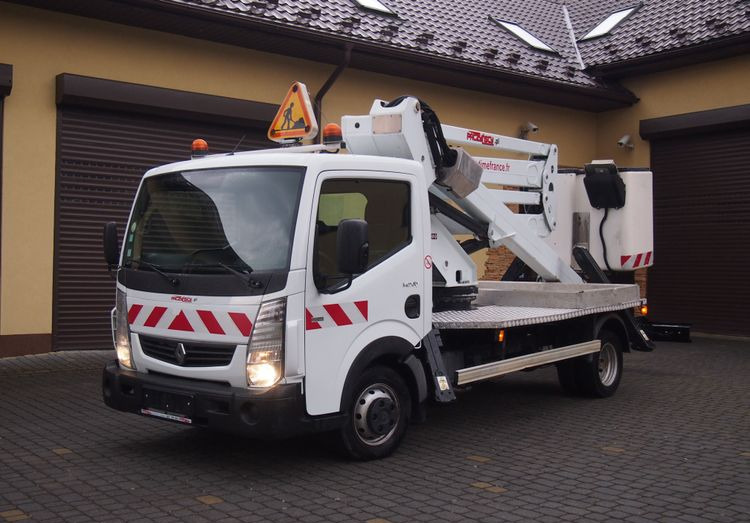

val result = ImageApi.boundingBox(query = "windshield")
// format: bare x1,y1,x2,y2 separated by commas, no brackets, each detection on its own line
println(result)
123,166,305,274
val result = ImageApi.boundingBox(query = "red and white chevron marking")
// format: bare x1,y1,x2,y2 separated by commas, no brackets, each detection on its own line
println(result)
128,304,253,338
305,301,368,331
620,251,653,270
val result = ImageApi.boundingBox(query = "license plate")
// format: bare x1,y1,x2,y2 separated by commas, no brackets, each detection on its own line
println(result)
140,408,192,424
141,389,194,424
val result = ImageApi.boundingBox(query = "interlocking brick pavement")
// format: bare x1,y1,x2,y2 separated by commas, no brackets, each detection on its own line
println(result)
1,338,748,522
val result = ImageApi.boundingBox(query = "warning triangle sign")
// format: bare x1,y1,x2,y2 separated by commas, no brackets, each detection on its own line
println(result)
268,82,319,142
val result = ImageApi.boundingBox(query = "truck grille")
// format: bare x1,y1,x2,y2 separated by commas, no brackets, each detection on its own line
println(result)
139,336,237,367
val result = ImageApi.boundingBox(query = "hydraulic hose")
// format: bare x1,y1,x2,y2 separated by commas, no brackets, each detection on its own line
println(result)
599,207,612,271
384,96,457,169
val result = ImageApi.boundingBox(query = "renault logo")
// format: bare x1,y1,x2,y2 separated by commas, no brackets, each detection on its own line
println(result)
175,343,187,365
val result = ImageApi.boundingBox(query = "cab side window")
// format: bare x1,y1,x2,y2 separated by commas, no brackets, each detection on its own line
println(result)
315,179,411,288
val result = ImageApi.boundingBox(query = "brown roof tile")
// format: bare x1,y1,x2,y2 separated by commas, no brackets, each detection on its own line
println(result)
167,0,749,87
169,0,603,87
574,0,750,67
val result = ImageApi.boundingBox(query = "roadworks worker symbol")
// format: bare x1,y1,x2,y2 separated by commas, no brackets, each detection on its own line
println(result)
268,81,319,142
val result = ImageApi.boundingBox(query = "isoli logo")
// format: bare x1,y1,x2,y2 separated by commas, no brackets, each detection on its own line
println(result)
171,295,195,303
424,255,433,269
466,130,497,146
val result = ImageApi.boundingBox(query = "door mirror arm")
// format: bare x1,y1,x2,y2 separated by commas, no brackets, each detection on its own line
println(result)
318,275,353,295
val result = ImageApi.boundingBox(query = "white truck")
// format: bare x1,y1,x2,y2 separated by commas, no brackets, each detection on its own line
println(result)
102,92,654,459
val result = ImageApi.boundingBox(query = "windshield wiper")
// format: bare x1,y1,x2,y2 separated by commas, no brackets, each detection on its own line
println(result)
189,244,231,258
134,260,180,287
217,262,258,288
184,262,261,288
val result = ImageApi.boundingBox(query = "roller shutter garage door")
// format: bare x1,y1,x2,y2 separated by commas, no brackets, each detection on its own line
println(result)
648,128,750,336
55,107,268,350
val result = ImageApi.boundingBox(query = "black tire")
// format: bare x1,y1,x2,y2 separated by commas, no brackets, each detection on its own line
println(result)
556,330,624,397
337,365,411,460
575,330,624,398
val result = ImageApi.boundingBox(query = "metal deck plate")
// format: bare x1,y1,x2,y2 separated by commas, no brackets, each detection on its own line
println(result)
432,300,644,329
475,281,641,309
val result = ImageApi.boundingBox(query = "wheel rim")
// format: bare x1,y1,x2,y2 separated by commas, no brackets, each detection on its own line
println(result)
598,342,618,387
353,383,400,446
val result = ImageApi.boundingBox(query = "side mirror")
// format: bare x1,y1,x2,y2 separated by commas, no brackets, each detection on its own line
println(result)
103,222,119,268
337,219,369,275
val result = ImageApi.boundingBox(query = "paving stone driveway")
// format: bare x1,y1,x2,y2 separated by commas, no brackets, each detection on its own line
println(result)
1,338,748,522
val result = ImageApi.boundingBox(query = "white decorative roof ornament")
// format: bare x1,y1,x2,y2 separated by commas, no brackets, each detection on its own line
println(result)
495,19,557,53
580,6,639,41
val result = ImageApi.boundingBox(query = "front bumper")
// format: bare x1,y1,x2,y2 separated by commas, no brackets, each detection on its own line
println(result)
102,361,343,438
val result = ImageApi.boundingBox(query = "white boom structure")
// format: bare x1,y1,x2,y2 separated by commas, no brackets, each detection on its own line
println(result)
342,97,582,284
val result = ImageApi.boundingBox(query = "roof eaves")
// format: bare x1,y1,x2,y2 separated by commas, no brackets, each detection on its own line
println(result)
5,0,637,110
588,31,750,79
145,0,637,109
353,43,639,109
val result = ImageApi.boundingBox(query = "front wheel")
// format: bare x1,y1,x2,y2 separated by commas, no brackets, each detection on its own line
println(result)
337,366,411,460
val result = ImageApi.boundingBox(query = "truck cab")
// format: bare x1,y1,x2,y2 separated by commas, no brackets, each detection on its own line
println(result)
104,151,433,457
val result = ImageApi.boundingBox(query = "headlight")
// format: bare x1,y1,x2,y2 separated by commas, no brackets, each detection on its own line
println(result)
114,288,135,370
246,298,286,388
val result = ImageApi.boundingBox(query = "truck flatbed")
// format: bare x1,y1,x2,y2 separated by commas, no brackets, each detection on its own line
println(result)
433,281,643,329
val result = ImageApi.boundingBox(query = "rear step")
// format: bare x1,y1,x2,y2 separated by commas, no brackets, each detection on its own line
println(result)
456,340,601,386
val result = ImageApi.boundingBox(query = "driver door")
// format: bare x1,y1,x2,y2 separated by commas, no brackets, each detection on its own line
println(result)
304,171,426,416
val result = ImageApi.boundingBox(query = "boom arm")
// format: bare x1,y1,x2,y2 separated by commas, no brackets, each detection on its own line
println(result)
437,126,581,283
341,97,582,285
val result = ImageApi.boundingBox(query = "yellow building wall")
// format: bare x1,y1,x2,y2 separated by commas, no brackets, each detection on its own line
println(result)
0,2,598,337
596,54,750,165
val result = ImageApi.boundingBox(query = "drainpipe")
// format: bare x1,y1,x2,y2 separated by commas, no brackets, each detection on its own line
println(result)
314,44,352,142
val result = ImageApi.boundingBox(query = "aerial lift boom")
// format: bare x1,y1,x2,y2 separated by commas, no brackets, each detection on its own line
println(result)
341,97,583,288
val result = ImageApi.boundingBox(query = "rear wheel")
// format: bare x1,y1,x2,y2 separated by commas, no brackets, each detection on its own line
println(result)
557,330,624,398
337,366,411,460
